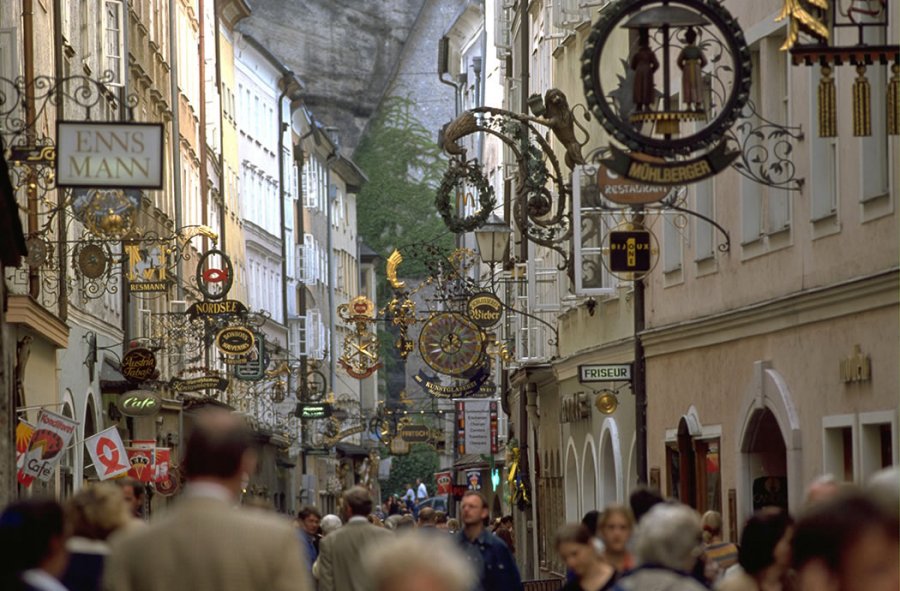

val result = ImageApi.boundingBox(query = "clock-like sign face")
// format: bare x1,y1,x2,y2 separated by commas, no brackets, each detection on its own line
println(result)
418,312,486,377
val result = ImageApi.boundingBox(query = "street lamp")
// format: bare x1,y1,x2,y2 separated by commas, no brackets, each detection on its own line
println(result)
474,213,512,266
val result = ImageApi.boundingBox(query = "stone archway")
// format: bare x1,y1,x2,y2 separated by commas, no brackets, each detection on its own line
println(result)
565,439,580,522
83,393,99,481
599,417,622,506
737,361,801,525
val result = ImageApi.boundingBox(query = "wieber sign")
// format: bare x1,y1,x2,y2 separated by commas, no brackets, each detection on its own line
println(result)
84,427,130,480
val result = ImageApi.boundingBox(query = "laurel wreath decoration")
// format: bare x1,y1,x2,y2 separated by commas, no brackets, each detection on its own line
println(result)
435,159,496,234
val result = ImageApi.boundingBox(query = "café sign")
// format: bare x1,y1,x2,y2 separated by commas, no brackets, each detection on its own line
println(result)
118,390,161,417
56,121,164,189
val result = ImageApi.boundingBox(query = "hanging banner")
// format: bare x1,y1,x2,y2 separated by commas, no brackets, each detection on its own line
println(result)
466,469,483,490
20,410,78,482
456,400,496,456
153,448,171,484
126,443,155,483
15,420,35,486
84,426,130,481
435,470,453,495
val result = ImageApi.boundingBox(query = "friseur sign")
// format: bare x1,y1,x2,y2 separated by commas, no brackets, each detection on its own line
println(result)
56,122,164,189
579,364,632,383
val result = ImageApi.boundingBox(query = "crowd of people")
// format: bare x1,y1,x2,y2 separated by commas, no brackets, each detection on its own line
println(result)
0,407,897,591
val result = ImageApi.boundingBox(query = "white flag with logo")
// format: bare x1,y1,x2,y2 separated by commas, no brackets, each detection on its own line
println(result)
21,409,79,481
84,426,130,480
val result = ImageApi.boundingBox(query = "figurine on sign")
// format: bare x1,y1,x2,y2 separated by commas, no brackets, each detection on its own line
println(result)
678,27,708,111
631,28,659,112
530,89,587,170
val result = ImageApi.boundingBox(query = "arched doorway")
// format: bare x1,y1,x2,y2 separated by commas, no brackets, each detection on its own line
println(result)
599,430,617,507
565,442,580,522
582,439,598,513
742,408,788,511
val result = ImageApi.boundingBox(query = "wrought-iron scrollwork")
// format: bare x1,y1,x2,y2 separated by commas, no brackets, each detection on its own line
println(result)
726,99,805,191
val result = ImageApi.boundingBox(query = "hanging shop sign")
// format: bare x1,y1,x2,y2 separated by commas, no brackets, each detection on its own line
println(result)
595,390,620,415
609,230,652,273
296,403,333,421
466,469,483,490
15,420,36,486
169,375,229,393
121,348,157,383
19,410,78,482
418,312,486,377
118,390,161,417
579,363,632,383
581,0,752,185
595,161,671,205
196,249,234,301
186,299,248,319
456,400,498,456
399,424,430,443
233,335,267,381
413,363,490,399
323,424,366,447
56,121,164,188
84,427,130,480
466,292,503,328
123,241,170,292
215,326,255,357
126,446,155,483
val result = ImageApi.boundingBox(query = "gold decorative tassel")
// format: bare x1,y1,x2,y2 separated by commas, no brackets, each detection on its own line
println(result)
888,63,900,136
853,64,871,137
818,64,837,137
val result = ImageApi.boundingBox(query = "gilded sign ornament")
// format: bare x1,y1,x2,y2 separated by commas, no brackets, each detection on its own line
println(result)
337,296,382,380
418,313,485,377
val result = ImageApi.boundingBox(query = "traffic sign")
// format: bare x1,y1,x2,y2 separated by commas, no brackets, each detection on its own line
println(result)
579,364,632,383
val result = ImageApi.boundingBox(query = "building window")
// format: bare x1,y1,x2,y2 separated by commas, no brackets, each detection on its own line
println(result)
823,415,856,483
666,420,722,513
809,68,838,221
859,412,897,482
694,178,715,261
662,214,683,273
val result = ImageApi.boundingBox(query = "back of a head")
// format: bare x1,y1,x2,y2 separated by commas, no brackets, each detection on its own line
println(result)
67,482,130,540
581,510,600,534
366,532,475,591
321,514,343,535
738,507,794,575
115,477,144,499
792,491,898,574
701,510,724,543
342,486,374,517
418,507,437,525
0,499,65,586
630,487,664,523
634,503,702,571
866,466,900,520
182,409,253,480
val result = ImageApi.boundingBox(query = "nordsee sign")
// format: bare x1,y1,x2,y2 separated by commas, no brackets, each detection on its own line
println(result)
579,364,632,383
56,121,164,189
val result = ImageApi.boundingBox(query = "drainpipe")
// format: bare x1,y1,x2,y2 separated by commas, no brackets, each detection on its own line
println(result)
324,151,337,395
170,0,184,299
198,0,209,253
277,75,294,337
52,0,68,322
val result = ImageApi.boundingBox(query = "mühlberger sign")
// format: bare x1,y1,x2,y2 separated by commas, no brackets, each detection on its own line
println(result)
56,122,164,189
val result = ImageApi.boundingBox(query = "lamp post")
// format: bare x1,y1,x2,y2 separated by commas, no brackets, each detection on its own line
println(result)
474,213,512,289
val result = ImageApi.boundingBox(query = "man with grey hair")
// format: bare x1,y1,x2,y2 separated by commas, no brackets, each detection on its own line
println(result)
317,486,391,591
612,503,707,591
366,531,475,591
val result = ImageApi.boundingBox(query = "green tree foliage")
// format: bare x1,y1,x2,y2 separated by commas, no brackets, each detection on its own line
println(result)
380,443,440,501
353,95,454,292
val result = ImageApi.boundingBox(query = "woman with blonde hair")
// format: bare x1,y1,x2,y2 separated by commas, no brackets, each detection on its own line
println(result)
61,482,131,591
596,504,636,573
702,510,738,582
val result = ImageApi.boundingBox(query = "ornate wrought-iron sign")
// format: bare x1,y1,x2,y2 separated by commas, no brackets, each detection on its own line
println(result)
338,296,382,379
582,0,752,185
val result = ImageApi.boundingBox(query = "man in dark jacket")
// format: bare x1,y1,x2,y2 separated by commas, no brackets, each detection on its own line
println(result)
456,491,522,591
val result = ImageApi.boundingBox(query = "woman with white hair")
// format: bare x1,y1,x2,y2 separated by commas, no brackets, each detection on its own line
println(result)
311,514,344,582
612,503,707,591
364,531,475,591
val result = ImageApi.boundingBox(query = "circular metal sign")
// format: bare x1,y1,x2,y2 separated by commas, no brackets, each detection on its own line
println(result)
215,326,255,356
418,312,485,377
196,249,234,301
466,292,503,328
121,348,157,383
119,390,162,417
77,243,109,279
25,237,49,267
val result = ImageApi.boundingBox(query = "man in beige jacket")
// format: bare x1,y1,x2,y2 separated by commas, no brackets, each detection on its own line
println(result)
317,486,392,591
104,409,311,591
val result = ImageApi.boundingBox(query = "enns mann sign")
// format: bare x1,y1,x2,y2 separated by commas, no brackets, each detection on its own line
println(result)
57,122,164,189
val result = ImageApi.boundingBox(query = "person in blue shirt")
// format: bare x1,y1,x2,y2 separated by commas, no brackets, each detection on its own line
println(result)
456,491,522,591
297,506,321,573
